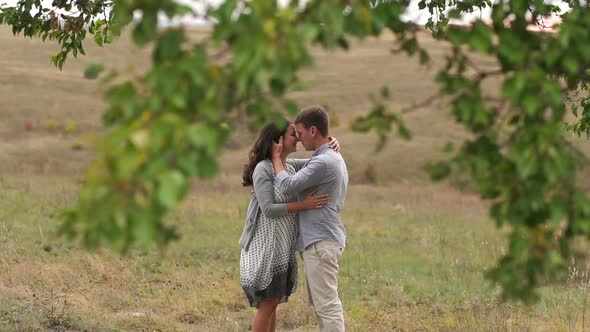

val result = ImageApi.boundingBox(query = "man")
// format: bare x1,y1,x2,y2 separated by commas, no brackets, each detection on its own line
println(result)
271,105,349,332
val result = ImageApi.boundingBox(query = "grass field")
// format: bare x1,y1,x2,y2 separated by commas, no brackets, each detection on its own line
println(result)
2,25,590,331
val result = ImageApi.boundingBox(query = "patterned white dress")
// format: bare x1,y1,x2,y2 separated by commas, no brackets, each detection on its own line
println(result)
240,163,299,308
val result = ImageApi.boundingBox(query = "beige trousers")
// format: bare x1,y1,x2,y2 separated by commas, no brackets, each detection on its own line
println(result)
302,240,345,332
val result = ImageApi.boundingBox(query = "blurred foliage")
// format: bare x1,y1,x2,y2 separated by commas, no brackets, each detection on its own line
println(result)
84,62,105,79
3,0,590,302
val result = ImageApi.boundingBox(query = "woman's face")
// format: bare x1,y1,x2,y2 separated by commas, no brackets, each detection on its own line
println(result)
282,124,299,155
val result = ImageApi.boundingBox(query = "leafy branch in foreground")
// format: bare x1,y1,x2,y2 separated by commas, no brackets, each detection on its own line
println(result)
54,0,422,253
0,0,118,68
4,0,590,302
424,0,590,302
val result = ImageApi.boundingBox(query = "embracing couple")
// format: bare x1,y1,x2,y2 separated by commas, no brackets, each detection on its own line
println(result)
239,105,349,332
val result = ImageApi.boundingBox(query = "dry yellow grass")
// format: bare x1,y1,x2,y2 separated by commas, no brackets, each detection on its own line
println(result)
2,25,590,331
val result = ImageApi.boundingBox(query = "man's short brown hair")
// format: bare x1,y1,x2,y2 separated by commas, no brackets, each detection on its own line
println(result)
295,105,329,137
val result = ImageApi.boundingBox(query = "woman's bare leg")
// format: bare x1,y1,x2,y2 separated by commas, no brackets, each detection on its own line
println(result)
252,298,280,332
269,310,276,332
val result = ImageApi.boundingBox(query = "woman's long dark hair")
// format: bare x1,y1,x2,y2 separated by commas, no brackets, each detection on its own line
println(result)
242,120,291,187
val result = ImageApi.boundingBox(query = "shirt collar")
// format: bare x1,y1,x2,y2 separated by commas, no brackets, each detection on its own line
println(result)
312,143,331,157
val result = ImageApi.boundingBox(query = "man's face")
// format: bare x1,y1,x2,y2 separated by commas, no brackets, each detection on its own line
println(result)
295,123,314,151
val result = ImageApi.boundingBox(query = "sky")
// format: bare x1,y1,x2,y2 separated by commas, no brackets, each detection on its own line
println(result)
1,0,571,27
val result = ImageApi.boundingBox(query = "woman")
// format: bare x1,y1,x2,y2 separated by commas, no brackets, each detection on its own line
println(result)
239,120,338,332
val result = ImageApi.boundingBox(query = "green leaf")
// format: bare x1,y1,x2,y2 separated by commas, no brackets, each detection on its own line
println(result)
283,100,298,115
195,157,219,178
469,20,493,53
157,170,187,209
424,161,451,181
550,197,567,228
270,77,286,97
398,123,411,140
188,124,221,149
133,10,158,47
94,30,104,47
84,62,105,79
380,86,390,99
155,29,186,62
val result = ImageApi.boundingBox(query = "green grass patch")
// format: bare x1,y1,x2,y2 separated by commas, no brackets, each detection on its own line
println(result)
1,176,590,331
